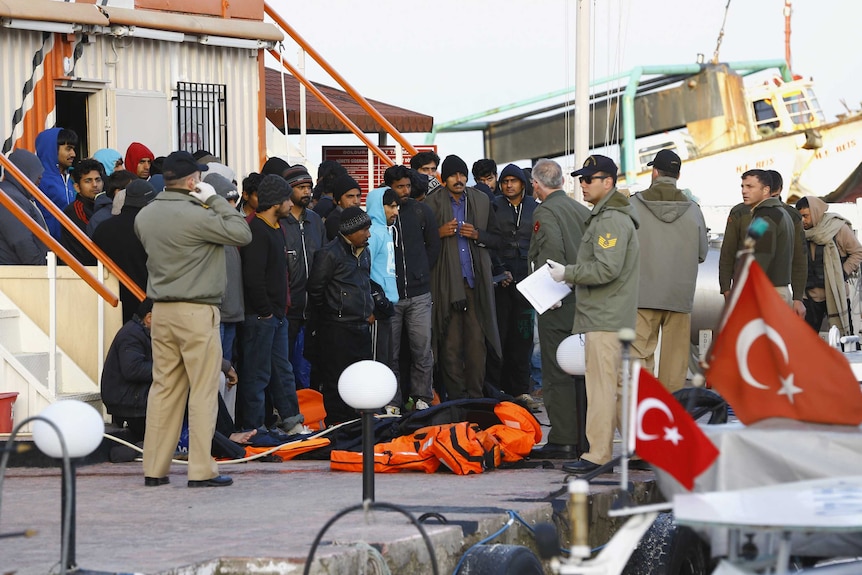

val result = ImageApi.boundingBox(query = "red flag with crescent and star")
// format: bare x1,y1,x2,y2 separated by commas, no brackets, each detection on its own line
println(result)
706,258,862,425
633,367,719,490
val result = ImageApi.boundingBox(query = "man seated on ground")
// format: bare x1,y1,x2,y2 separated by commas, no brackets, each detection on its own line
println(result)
102,299,256,460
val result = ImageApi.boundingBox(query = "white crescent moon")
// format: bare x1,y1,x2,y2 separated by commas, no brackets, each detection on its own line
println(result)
736,319,788,390
636,398,675,441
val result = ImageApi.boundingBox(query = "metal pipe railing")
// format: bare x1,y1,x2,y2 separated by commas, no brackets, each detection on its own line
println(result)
264,2,418,157
0,154,146,305
266,48,395,168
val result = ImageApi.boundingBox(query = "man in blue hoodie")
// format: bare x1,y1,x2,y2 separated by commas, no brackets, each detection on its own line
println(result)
0,149,48,265
35,127,78,239
367,186,400,411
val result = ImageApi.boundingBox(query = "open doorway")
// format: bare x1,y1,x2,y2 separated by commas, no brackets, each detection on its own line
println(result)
55,91,90,159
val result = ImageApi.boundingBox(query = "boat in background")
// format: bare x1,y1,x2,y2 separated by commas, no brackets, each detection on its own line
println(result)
626,69,862,233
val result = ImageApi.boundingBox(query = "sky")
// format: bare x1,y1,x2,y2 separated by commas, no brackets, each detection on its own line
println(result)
264,0,862,174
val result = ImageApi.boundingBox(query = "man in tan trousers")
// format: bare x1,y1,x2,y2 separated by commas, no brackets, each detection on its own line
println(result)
135,151,251,487
628,150,707,392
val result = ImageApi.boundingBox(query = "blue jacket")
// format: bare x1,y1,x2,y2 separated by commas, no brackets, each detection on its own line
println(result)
366,187,399,303
35,128,76,239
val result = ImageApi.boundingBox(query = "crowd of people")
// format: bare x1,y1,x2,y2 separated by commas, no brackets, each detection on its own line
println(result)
2,128,860,486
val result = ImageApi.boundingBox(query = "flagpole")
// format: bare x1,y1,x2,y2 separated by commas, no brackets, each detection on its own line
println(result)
700,218,768,372
617,328,636,506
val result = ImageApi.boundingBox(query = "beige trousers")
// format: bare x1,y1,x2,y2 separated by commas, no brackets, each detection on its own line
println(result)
582,331,624,465
143,301,221,481
632,309,691,393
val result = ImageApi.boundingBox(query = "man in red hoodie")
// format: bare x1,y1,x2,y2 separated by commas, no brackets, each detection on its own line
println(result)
125,142,154,179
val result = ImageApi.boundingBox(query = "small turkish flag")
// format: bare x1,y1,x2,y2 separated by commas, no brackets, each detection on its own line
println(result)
633,367,719,490
706,257,862,425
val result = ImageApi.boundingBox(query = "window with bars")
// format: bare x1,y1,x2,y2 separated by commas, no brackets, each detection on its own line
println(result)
176,82,227,162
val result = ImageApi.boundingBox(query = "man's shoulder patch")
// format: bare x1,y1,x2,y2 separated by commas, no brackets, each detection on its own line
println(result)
598,233,617,249
534,220,541,233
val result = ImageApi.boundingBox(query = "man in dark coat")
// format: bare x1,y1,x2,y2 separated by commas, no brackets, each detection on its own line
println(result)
425,155,502,400
0,149,48,265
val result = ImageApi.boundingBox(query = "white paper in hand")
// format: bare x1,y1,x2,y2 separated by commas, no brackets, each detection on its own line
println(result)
516,263,572,314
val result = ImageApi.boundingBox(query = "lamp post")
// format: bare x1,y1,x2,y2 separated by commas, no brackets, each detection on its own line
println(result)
337,360,396,502
31,400,105,573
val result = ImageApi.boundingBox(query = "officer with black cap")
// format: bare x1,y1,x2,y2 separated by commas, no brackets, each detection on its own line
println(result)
546,154,640,475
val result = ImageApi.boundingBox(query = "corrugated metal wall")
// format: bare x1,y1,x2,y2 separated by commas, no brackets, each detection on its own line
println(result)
2,29,261,178
0,29,56,152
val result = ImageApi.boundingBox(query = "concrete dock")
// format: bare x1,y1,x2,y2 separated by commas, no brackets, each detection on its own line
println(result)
0,409,659,574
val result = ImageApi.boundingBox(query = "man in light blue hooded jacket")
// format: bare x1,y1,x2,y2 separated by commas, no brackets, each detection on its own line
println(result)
367,186,401,411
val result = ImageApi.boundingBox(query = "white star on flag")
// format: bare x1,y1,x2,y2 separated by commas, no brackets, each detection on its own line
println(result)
776,374,803,403
663,426,683,446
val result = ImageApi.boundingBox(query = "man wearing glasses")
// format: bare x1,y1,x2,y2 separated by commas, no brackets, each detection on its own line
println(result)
546,154,640,474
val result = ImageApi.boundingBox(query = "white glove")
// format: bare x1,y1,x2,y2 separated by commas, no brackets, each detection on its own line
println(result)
190,181,217,203
549,300,563,310
546,259,567,283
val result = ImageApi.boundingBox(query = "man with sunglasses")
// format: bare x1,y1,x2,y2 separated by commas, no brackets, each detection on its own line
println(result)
546,155,640,475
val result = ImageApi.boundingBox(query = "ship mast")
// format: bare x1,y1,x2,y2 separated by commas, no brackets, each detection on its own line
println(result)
784,0,793,73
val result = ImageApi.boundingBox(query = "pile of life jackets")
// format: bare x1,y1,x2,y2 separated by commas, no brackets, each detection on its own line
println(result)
330,401,542,475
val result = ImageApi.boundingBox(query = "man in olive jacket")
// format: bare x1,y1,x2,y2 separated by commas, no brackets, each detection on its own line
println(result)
135,151,251,488
527,159,592,459
547,155,639,474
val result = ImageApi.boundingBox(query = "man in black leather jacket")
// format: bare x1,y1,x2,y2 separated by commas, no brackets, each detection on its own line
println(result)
307,206,375,425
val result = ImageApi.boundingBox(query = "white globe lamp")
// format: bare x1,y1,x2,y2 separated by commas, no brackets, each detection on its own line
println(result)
338,360,397,503
33,400,105,459
338,360,397,410
557,334,587,376
31,400,105,572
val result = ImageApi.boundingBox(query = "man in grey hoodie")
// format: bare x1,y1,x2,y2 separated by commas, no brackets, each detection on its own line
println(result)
0,149,48,265
628,150,707,393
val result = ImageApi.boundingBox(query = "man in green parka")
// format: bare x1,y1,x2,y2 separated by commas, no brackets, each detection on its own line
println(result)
547,155,640,474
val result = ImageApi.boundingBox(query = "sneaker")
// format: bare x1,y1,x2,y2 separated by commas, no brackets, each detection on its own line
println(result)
415,399,431,411
277,413,305,433
285,423,312,436
383,405,401,416
517,393,542,413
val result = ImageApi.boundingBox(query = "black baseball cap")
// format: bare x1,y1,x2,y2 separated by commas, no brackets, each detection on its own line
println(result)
647,149,681,176
571,154,618,178
162,151,209,181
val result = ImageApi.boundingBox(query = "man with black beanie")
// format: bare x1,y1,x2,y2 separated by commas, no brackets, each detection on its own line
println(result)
280,164,326,389
307,206,375,424
238,175,304,434
324,173,362,240
425,154,502,400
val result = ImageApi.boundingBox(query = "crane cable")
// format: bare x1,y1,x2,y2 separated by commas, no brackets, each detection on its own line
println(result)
712,0,732,64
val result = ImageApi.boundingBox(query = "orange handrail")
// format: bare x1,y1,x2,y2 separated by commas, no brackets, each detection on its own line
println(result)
267,48,395,168
264,2,418,157
0,155,146,305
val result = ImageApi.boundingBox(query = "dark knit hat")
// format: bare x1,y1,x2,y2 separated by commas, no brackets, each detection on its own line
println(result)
332,173,360,202
339,206,372,235
283,165,313,188
441,155,468,181
204,173,239,201
162,151,208,181
261,156,290,178
256,174,292,212
124,179,156,208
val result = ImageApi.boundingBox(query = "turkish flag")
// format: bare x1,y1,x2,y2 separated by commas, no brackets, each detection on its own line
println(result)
706,257,862,425
634,367,719,490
